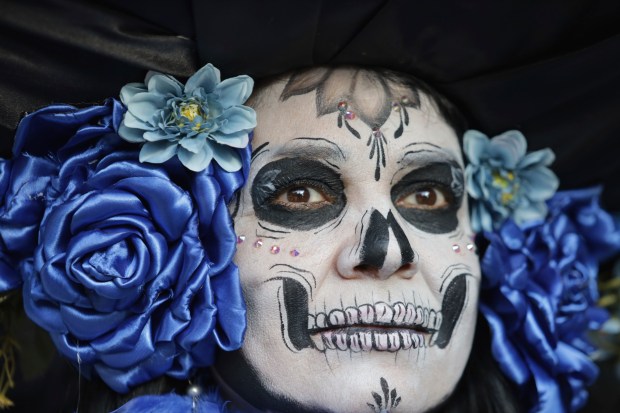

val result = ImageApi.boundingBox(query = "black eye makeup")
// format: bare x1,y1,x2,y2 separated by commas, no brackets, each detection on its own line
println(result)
251,158,346,230
391,162,464,234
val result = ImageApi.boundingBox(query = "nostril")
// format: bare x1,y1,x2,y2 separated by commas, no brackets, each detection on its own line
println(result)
353,264,377,276
399,262,414,272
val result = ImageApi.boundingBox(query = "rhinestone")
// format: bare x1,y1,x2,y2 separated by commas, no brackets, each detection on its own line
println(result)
254,239,263,248
186,384,202,398
236,235,246,244
270,245,281,254
466,243,475,251
337,101,348,112
452,244,461,253
290,248,300,257
345,111,356,120
392,102,401,112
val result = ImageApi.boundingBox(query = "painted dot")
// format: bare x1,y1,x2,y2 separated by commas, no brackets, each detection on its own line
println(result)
236,235,246,244
452,244,461,253
290,248,300,257
270,245,281,254
254,239,263,248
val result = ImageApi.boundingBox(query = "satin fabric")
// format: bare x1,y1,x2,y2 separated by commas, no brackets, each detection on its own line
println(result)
3,99,249,393
480,187,620,412
1,0,619,210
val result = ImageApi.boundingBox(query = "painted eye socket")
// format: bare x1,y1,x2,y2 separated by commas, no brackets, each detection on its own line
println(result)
273,185,330,209
395,186,452,210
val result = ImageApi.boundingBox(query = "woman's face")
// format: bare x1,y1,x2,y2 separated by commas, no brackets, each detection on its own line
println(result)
215,68,481,413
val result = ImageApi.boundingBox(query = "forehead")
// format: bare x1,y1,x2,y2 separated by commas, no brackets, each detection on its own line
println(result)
251,69,463,168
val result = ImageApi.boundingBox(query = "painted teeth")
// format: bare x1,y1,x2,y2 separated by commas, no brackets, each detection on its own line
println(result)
310,302,441,331
313,329,427,353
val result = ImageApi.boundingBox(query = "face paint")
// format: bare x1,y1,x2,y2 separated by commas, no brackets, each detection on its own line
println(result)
216,68,481,413
251,157,346,231
391,161,464,234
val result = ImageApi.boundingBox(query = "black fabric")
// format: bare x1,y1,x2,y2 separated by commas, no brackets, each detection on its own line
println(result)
1,0,619,209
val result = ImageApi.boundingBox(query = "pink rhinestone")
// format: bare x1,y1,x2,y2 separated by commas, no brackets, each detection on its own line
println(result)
290,248,300,257
345,111,356,120
254,239,263,248
270,245,281,254
372,128,382,138
452,244,461,253
337,101,348,111
236,235,246,244
466,243,475,252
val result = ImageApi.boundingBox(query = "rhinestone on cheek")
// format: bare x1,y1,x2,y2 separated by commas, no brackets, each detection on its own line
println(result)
337,101,348,112
270,245,281,254
290,248,300,257
466,243,475,252
236,235,246,244
345,111,356,120
254,239,263,248
452,244,461,253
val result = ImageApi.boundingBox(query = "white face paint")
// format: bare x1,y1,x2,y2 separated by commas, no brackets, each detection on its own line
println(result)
214,68,481,413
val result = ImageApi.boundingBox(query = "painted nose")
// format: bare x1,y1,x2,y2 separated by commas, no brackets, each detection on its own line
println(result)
337,209,417,280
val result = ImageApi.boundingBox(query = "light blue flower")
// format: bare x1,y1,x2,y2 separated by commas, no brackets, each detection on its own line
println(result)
464,130,559,232
118,64,256,172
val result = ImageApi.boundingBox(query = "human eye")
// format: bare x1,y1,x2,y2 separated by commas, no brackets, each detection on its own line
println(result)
395,185,454,210
251,158,346,230
391,162,463,234
273,184,332,209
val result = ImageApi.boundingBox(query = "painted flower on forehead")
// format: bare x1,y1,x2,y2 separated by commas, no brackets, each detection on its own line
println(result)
464,130,559,232
118,63,256,172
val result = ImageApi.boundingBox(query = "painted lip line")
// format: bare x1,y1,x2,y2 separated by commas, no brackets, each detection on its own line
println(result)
308,301,443,333
308,324,435,336
309,327,432,353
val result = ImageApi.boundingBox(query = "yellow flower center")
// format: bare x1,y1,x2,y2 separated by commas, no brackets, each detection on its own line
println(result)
492,170,519,205
179,103,202,122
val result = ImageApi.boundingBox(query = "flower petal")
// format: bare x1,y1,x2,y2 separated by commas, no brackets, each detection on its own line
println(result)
488,131,527,169
127,93,166,123
178,145,213,172
120,83,147,104
210,142,242,172
122,111,154,130
143,130,175,142
185,64,220,94
179,135,207,154
519,148,556,169
463,130,489,165
217,106,257,134
146,74,183,96
118,124,146,143
139,141,178,164
521,167,559,201
214,75,254,107
210,130,249,148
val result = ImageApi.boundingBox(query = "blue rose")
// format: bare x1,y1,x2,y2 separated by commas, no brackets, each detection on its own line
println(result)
1,101,121,292
464,130,559,232
14,100,249,392
480,187,620,412
119,63,256,172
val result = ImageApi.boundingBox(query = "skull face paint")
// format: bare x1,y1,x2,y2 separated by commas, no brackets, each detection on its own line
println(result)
214,68,481,413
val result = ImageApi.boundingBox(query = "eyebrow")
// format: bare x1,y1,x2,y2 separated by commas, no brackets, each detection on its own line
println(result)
392,142,462,183
271,136,347,162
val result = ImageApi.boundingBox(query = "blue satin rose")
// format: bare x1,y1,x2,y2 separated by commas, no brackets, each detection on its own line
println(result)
14,99,249,393
480,187,620,413
119,63,256,172
465,130,559,232
1,102,120,292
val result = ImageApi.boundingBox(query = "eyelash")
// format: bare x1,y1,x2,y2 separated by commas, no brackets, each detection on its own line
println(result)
269,180,336,210
394,182,456,210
